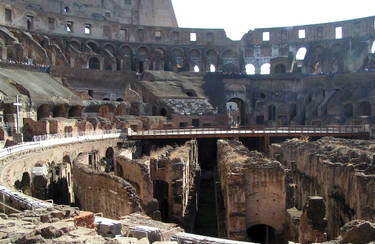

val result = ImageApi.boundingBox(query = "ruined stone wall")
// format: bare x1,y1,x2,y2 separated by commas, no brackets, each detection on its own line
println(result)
269,137,375,238
217,139,286,241
72,162,141,219
0,0,177,27
221,72,375,127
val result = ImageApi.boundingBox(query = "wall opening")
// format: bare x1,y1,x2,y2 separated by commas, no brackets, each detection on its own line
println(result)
227,98,245,126
105,147,114,172
290,104,297,120
296,47,307,60
246,64,255,75
138,61,144,73
261,63,271,75
5,8,12,22
263,32,270,41
160,108,167,117
298,29,305,39
89,57,100,70
256,115,265,125
359,101,371,116
190,33,197,42
153,180,169,222
344,103,353,118
193,65,200,73
335,26,343,39
66,21,73,32
371,41,375,53
37,104,50,120
274,64,286,74
247,225,277,244
209,64,216,72
84,24,91,35
268,105,276,121
26,16,33,30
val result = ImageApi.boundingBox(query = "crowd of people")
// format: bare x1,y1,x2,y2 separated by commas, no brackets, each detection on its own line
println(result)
0,58,50,73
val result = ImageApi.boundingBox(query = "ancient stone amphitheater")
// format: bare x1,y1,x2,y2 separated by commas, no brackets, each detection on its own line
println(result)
0,0,375,243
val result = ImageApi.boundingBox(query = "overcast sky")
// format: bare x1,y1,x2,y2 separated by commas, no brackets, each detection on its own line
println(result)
171,0,374,40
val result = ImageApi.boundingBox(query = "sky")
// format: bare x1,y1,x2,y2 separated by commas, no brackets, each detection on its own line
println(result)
171,0,375,40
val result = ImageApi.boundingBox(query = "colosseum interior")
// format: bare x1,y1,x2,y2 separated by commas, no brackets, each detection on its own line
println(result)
0,0,374,243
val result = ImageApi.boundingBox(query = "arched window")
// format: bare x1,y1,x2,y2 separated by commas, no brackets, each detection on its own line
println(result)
274,64,286,74
193,65,200,73
245,64,255,75
371,41,375,54
260,63,270,75
359,101,371,116
209,64,216,72
89,57,100,70
296,47,307,60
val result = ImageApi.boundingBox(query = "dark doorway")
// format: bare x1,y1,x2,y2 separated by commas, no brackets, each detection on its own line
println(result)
153,180,169,222
139,61,144,73
274,64,286,74
89,57,100,70
247,225,277,244
192,119,200,128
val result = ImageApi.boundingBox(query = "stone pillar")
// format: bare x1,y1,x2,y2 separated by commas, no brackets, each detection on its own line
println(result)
298,196,327,244
2,46,7,60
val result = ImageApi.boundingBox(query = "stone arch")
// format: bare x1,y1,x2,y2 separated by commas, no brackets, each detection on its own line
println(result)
115,104,127,116
344,103,353,118
88,57,100,70
245,63,256,75
68,106,82,118
274,63,286,74
171,48,185,71
136,46,149,72
69,39,81,51
86,40,100,53
189,49,201,71
53,104,68,118
151,48,166,71
206,49,218,70
37,104,51,120
247,225,277,244
358,101,371,116
98,105,111,118
227,98,245,126
119,45,133,71
103,56,114,71
222,49,240,72
103,43,116,55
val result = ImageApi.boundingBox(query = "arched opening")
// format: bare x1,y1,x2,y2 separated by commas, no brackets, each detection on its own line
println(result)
246,64,255,75
359,101,371,116
98,105,111,118
105,147,114,172
226,98,245,127
261,63,271,75
256,115,265,125
268,105,276,121
53,105,68,118
160,108,167,117
115,104,126,116
68,106,82,118
37,104,51,120
153,180,169,222
371,41,375,53
116,162,123,177
87,42,99,53
274,64,286,74
296,47,307,60
247,225,277,244
209,64,216,72
193,65,200,72
290,104,297,120
88,57,100,70
344,103,353,118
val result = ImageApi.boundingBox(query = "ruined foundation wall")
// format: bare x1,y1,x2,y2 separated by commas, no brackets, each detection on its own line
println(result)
217,139,287,241
270,137,375,238
72,163,141,219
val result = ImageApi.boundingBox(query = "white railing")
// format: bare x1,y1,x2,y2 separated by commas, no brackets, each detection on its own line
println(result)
0,130,123,160
129,125,369,137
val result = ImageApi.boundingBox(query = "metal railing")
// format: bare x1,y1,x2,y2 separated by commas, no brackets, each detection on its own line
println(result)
129,125,369,137
0,130,123,160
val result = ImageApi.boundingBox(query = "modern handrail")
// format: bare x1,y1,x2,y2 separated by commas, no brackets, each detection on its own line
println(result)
0,129,124,160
